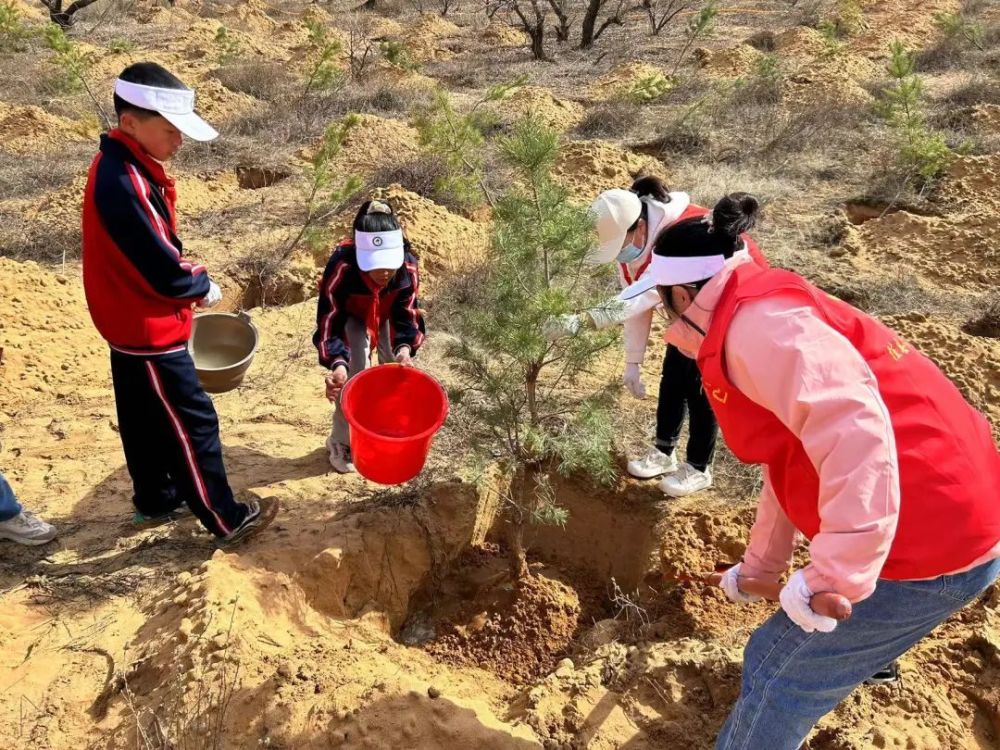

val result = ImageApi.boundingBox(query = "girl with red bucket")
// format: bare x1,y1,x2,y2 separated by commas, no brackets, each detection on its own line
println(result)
313,199,427,474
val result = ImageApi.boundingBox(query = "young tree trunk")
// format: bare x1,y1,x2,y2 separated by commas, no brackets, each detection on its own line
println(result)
579,0,602,48
506,517,530,580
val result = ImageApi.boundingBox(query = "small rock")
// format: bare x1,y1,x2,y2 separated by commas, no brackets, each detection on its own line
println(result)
176,572,193,585
427,686,441,700
178,618,194,641
276,661,294,680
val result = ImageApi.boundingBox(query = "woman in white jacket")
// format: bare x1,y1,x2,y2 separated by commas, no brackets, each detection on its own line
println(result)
549,178,765,497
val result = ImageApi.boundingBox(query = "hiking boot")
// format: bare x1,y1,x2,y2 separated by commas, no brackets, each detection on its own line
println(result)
218,496,280,547
0,510,57,546
326,437,356,474
658,463,713,498
133,504,192,529
627,447,678,479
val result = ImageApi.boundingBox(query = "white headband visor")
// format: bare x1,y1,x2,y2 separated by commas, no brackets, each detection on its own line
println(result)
115,79,218,142
355,229,405,271
620,253,726,300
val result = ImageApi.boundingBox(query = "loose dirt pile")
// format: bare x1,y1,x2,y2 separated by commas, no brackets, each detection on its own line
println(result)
0,104,96,154
590,62,670,102
499,86,585,133
552,139,667,200
330,113,422,180
481,21,530,48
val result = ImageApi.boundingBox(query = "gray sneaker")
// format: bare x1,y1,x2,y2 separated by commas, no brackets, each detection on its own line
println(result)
218,496,280,547
326,437,356,474
0,510,57,546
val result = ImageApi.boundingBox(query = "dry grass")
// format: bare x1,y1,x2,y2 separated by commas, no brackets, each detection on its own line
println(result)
0,213,80,265
962,294,1000,339
211,61,296,102
575,98,641,139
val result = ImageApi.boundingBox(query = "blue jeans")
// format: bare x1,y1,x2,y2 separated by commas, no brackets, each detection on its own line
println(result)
717,557,1000,749
0,472,23,522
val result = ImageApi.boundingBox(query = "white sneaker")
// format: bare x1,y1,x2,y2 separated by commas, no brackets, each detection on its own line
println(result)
0,510,57,545
326,438,355,474
627,447,678,479
658,463,713,497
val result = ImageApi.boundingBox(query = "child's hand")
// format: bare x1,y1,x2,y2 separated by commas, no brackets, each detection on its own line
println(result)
325,367,348,402
395,346,414,367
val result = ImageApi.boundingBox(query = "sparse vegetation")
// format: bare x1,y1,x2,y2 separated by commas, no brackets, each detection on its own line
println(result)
213,26,241,66
1,0,32,52
380,39,419,71
446,117,619,580
302,18,345,95
640,0,692,37
575,98,641,138
670,1,718,77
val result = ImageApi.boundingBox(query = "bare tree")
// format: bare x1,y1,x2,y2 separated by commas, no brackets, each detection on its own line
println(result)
580,0,626,48
490,0,552,61
38,0,102,27
546,0,573,43
641,0,691,36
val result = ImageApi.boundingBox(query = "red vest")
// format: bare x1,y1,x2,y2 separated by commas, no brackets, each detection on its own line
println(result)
698,264,1000,580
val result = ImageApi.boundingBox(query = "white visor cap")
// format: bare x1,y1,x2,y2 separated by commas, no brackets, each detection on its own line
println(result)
619,253,727,300
588,189,642,265
115,79,219,142
356,230,405,271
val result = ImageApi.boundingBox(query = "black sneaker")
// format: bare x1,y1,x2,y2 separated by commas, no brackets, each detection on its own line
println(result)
217,496,280,547
865,661,900,685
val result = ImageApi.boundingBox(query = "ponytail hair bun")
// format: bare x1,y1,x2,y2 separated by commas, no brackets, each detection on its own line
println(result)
712,191,760,240
630,175,671,203
353,197,401,234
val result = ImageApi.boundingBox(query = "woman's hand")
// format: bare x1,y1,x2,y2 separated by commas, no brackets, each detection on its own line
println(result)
395,346,415,367
325,366,348,402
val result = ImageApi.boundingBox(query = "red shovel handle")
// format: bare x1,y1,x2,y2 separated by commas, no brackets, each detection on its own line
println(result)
706,572,852,621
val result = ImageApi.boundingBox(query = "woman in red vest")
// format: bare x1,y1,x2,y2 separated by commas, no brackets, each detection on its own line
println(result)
621,193,1000,749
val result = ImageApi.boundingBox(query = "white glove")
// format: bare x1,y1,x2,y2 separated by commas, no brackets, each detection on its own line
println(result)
623,362,646,399
779,570,838,633
543,314,581,342
719,563,762,604
199,281,222,308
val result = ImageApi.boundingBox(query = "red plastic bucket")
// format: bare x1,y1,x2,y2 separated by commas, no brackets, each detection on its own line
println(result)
341,365,449,485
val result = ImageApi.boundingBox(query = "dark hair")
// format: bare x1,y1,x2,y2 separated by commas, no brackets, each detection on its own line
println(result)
114,62,189,121
711,192,760,240
630,175,671,203
625,175,672,231
353,199,402,233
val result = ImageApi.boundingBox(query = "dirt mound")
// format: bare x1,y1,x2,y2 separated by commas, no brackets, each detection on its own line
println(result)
331,114,422,180
846,155,999,294
590,62,670,102
0,103,96,154
696,43,762,78
499,86,584,132
423,564,581,683
0,259,107,412
407,15,463,63
973,104,1000,134
849,0,959,59
552,140,666,201
481,21,529,48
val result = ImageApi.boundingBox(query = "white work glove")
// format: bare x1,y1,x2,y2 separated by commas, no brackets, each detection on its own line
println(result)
623,362,646,399
543,314,582,342
779,570,838,633
719,563,762,604
199,281,222,308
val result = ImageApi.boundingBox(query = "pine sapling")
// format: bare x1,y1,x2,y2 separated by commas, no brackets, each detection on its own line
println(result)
302,18,344,96
446,117,620,581
214,26,242,66
282,115,363,260
670,1,718,77
42,24,111,128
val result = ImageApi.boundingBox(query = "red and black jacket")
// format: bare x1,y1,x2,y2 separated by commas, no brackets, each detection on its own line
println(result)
313,240,426,370
82,129,210,354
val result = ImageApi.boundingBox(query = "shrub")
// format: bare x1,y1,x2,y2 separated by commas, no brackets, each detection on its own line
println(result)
214,26,242,66
213,61,293,101
0,0,32,52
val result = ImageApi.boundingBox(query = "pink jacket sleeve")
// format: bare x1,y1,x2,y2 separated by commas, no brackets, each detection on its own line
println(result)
739,469,798,583
724,297,901,602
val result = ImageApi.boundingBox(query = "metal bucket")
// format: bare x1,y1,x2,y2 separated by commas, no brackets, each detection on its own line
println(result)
189,311,259,394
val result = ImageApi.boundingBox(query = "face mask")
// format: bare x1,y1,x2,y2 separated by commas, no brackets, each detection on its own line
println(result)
616,243,644,264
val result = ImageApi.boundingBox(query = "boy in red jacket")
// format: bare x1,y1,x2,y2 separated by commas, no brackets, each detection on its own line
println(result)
82,62,277,544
